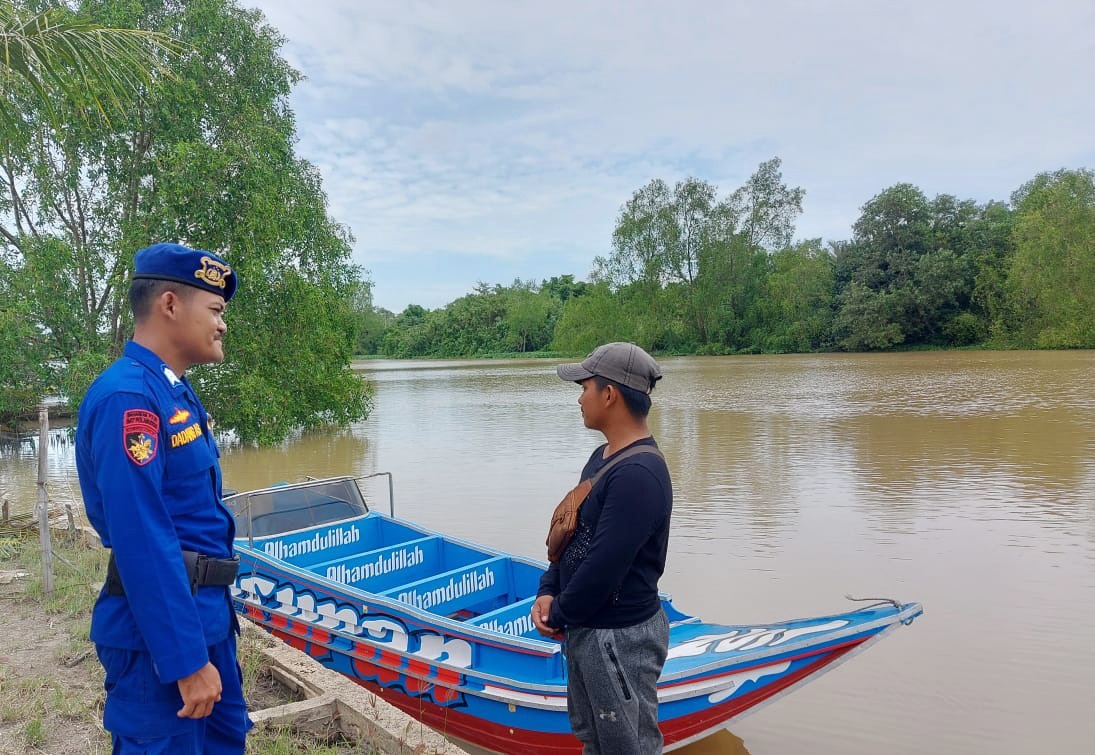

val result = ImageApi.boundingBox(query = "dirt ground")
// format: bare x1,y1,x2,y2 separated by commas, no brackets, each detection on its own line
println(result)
0,567,110,754
0,537,355,755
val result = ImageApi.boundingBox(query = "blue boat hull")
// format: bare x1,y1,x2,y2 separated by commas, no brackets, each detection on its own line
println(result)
226,478,922,753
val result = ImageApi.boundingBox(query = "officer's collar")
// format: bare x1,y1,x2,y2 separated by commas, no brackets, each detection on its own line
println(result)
123,341,188,393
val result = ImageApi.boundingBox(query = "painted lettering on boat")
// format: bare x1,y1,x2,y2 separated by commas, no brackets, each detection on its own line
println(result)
234,573,474,669
262,524,361,559
479,613,535,636
666,620,850,659
325,545,425,583
396,567,496,611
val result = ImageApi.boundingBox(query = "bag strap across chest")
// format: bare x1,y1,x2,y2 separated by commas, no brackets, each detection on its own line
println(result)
584,444,664,488
545,443,664,562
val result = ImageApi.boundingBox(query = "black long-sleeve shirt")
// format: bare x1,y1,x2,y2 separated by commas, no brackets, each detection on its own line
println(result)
538,437,673,629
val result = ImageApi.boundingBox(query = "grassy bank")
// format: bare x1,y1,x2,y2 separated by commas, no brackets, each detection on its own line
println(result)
0,533,359,754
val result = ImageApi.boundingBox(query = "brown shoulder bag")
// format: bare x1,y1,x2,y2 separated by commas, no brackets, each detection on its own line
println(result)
546,445,664,563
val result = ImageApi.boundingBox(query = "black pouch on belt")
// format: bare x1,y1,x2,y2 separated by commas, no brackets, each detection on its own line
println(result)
104,550,239,596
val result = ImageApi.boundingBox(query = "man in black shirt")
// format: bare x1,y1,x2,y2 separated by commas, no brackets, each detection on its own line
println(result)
533,342,673,753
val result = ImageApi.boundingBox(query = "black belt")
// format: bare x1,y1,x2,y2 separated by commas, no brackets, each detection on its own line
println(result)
105,550,239,596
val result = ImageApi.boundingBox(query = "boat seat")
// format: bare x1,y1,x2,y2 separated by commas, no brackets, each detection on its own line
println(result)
379,556,509,617
312,535,441,592
466,596,540,638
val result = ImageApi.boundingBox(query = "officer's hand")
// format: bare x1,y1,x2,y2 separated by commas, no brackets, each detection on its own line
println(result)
176,662,222,719
532,595,561,638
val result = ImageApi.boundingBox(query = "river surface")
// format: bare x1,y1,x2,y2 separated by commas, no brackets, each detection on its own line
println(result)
3,350,1094,754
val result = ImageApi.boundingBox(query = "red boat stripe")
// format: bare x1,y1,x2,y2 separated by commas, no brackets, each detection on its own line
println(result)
337,641,862,754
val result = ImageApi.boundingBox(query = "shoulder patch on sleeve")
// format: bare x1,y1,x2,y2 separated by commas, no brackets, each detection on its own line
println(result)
123,408,160,466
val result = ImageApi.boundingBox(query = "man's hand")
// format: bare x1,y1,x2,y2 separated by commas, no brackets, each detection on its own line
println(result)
532,595,563,639
176,662,222,718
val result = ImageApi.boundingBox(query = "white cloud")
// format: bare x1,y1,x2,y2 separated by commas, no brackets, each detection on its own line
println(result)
245,0,1095,311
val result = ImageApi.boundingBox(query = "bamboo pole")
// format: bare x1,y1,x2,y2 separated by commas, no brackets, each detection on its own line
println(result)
36,404,54,595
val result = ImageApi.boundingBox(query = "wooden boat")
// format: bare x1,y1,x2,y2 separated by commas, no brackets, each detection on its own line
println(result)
226,475,922,754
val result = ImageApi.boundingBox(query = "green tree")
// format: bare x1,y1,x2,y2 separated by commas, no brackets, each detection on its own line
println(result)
833,184,983,349
597,158,804,350
380,305,436,357
377,279,567,358
968,201,1016,344
430,283,509,356
839,183,932,291
832,281,906,350
540,274,589,304
1005,168,1095,347
0,284,50,422
551,282,636,353
348,280,391,355
501,280,557,353
702,159,803,348
757,239,835,352
596,178,705,343
0,1,176,423
0,0,371,441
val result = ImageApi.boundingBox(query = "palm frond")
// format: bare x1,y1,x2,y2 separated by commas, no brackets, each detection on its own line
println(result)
0,1,181,125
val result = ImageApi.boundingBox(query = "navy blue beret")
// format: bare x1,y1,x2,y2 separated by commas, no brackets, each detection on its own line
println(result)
133,243,238,302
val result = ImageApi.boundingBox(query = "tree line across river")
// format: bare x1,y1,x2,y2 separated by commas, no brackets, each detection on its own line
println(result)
356,161,1095,359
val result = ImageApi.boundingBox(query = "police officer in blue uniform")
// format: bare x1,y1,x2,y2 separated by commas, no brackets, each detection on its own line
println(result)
76,243,251,753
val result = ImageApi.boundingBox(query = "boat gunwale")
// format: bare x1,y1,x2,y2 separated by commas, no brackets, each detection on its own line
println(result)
237,595,872,711
238,594,913,716
233,577,921,693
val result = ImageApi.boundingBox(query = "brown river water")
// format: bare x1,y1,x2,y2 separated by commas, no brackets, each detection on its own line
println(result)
3,350,1094,754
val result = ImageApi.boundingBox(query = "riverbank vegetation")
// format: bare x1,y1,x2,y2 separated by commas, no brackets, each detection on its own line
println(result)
0,0,371,440
360,162,1095,358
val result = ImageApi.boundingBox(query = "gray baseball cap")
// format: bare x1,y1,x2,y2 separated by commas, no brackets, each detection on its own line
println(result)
556,342,663,394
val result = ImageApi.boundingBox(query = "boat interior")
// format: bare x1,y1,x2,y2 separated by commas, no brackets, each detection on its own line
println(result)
227,477,547,638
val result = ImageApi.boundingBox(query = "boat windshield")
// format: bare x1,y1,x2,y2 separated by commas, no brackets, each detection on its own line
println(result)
226,478,369,538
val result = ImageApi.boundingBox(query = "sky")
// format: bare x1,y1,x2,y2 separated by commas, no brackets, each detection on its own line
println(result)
242,0,1094,313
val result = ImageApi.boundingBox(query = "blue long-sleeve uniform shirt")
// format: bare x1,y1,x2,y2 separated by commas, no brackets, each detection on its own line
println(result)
76,341,236,683
538,437,673,629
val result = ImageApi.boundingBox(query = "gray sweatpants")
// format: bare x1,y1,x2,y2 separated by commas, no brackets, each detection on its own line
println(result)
564,608,670,754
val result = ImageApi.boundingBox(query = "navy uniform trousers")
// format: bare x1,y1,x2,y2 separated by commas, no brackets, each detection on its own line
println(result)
97,634,248,754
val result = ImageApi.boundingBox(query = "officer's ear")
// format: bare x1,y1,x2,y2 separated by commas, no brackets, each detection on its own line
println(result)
157,289,180,320
157,287,195,321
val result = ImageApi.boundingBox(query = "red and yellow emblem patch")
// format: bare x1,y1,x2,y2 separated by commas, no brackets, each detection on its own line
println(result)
123,409,159,466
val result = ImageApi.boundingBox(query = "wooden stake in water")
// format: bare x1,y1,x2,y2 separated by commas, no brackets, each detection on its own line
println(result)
37,404,54,595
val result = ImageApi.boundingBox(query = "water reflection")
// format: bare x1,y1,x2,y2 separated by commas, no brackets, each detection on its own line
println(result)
456,727,752,754
220,427,375,494
679,729,752,754
0,426,81,511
